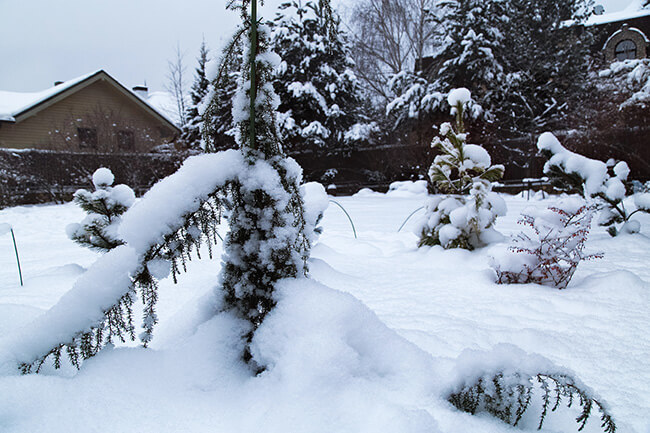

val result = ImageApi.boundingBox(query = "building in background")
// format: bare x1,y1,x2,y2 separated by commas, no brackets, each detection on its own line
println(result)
0,70,180,152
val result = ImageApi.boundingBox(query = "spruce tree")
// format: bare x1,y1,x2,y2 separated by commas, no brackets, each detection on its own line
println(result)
66,167,135,253
418,89,506,250
388,0,595,139
220,0,311,368
271,0,372,153
181,39,211,149
494,0,595,136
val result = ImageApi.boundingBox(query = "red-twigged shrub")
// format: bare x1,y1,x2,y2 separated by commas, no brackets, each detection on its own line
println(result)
490,198,602,289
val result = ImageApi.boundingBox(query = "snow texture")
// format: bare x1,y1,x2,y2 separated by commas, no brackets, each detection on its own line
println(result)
92,167,115,188
1,188,649,432
537,132,608,197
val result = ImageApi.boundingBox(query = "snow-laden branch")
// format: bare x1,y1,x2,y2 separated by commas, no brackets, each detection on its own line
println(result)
0,151,245,374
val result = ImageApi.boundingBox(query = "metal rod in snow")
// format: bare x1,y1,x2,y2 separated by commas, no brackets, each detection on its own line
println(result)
10,228,23,286
329,200,357,239
249,0,258,151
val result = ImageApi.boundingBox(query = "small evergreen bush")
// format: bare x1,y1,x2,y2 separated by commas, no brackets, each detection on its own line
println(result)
538,132,650,236
66,168,135,252
418,88,505,250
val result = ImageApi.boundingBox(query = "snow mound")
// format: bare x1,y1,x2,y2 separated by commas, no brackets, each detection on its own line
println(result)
387,180,428,197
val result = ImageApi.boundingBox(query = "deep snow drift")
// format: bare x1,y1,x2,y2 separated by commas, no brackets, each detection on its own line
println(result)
0,184,649,433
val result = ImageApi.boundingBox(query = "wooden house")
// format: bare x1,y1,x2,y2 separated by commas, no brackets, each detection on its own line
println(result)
0,70,180,152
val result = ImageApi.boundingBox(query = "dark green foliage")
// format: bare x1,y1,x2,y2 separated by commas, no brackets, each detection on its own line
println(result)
181,39,211,149
218,14,310,368
20,194,226,373
271,0,371,153
202,28,245,152
67,170,133,253
449,372,616,432
388,0,596,138
68,190,127,252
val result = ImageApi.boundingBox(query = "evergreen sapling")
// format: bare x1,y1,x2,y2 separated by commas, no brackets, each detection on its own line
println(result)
66,167,135,252
418,88,505,249
537,132,650,236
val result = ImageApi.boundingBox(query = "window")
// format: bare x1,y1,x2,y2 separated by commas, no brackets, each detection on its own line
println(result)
117,130,135,150
615,40,637,61
77,127,97,148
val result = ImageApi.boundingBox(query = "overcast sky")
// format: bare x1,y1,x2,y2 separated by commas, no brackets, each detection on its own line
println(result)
0,0,636,94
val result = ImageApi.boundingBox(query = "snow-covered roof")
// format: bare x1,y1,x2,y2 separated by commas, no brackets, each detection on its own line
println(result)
0,70,180,132
0,71,101,122
586,3,650,26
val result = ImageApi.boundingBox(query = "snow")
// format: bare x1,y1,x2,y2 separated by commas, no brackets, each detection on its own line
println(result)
0,71,100,122
119,150,244,252
635,193,650,210
1,186,650,432
537,132,609,196
92,167,114,188
446,87,471,107
0,223,12,236
586,5,650,26
462,144,491,168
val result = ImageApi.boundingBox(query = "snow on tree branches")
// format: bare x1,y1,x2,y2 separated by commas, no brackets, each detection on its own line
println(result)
538,132,650,236
66,168,135,253
598,58,650,110
446,344,616,432
417,89,505,250
490,198,601,290
271,0,374,153
223,20,312,368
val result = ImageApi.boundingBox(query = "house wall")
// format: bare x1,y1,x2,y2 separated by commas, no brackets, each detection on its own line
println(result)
0,79,177,152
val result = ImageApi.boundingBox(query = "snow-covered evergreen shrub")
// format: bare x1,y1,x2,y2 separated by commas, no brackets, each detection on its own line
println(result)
13,0,317,373
490,197,601,289
418,89,505,249
66,168,135,252
538,132,650,236
447,345,616,432
221,19,312,367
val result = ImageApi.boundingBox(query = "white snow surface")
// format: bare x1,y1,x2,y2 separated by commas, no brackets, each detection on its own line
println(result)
1,184,650,432
0,71,100,122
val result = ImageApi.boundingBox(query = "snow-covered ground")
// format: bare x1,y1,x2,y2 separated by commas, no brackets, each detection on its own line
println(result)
0,186,649,433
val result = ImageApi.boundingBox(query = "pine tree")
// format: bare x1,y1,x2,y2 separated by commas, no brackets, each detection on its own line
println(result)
494,0,595,136
181,39,211,149
66,167,135,253
271,0,373,153
418,89,506,249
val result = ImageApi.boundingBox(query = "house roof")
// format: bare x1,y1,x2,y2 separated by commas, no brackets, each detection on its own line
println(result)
0,70,181,133
586,3,650,26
